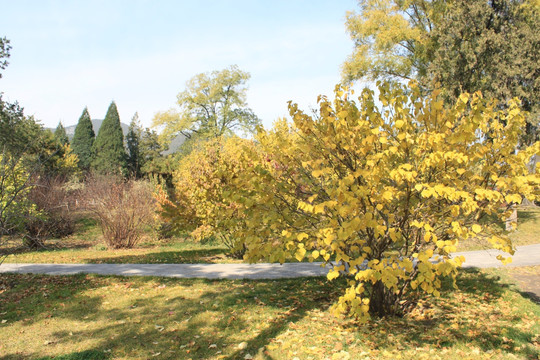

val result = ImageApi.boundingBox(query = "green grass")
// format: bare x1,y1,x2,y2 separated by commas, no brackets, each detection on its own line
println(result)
0,217,237,265
457,206,540,252
2,206,539,265
0,268,538,359
2,240,234,265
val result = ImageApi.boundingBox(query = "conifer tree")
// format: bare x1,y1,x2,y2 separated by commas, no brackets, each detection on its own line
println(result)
139,128,169,179
126,112,142,178
53,122,69,146
71,107,95,171
92,101,127,176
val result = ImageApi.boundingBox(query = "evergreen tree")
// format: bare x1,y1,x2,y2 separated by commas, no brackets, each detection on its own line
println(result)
126,112,142,178
139,128,169,178
71,107,95,171
53,122,69,146
342,0,539,145
92,101,127,175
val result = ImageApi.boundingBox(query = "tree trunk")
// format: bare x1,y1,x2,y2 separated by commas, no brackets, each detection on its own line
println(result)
369,281,400,317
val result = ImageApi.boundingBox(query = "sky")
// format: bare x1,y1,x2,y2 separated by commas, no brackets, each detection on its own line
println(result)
1,0,359,130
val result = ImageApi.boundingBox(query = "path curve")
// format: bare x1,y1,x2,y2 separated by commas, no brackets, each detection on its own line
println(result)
1,244,539,280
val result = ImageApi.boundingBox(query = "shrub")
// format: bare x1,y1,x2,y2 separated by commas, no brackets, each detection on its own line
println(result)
0,152,35,238
83,176,156,249
156,137,256,258
217,82,539,321
23,176,77,248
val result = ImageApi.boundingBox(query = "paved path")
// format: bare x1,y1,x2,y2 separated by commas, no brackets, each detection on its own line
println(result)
1,244,539,280
452,243,540,269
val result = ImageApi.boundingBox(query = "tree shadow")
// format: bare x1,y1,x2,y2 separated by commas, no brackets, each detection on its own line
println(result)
517,290,540,304
0,274,106,327
1,268,538,359
85,248,230,264
516,208,539,223
0,274,343,359
478,207,538,232
0,349,108,360
347,268,539,358
0,231,96,257
35,349,110,360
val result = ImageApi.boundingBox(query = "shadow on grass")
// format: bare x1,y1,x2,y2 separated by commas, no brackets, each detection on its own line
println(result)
0,218,100,258
1,349,108,360
1,268,538,359
478,207,539,232
518,290,540,304
0,274,343,359
68,278,342,360
35,349,109,360
516,208,539,223
351,268,539,358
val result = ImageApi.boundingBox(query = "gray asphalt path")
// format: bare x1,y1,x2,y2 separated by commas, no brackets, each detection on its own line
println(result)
0,262,331,279
1,244,539,280
454,243,540,269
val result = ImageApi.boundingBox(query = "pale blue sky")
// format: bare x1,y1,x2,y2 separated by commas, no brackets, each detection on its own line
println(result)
1,0,359,129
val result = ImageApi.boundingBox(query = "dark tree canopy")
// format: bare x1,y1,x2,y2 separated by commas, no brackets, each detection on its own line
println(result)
0,37,11,78
343,0,539,144
427,0,539,144
139,128,169,179
0,96,42,157
92,101,127,176
54,122,69,146
71,107,95,171
126,112,142,178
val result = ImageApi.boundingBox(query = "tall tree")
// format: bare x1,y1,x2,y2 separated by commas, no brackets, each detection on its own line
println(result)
0,36,11,78
342,0,539,144
0,96,40,238
0,38,77,248
428,0,539,144
152,65,260,145
71,107,95,171
54,122,69,146
0,96,41,157
342,0,440,83
92,101,127,175
139,128,170,179
126,112,142,178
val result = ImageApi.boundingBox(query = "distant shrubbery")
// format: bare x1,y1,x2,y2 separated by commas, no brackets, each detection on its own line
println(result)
83,176,156,249
23,176,77,248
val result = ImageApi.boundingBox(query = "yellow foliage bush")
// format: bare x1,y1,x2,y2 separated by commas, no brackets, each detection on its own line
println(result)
218,82,539,320
158,136,258,257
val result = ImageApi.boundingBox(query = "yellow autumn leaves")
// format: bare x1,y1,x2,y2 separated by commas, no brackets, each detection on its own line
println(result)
160,81,539,320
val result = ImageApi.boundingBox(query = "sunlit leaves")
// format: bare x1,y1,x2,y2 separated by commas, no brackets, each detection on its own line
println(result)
157,136,258,257
200,81,537,321
152,65,260,145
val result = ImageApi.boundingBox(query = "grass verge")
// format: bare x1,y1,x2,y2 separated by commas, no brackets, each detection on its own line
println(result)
0,217,237,265
2,206,539,265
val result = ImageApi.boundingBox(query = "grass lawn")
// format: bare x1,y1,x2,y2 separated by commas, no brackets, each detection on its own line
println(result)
0,268,538,359
2,206,539,265
0,218,237,265
454,206,539,252
1,238,234,265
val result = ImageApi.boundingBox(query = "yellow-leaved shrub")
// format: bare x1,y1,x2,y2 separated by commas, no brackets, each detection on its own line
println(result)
218,82,539,320
158,136,258,257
